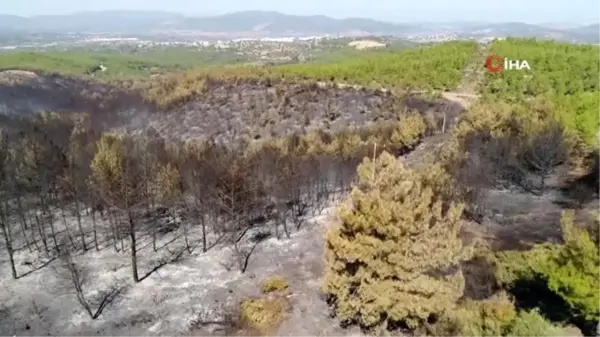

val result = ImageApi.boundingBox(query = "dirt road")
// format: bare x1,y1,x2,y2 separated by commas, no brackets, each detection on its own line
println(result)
441,91,479,109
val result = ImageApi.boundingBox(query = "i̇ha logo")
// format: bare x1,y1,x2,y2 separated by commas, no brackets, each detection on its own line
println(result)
485,55,531,73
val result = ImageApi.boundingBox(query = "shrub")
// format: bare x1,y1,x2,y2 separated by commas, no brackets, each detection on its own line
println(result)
507,309,570,337
430,292,517,336
431,293,572,336
492,210,600,333
261,276,289,294
239,296,291,335
540,210,600,323
323,151,469,330
492,245,559,288
390,113,426,150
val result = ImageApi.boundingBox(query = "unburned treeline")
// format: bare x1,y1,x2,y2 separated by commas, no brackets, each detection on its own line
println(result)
481,38,599,148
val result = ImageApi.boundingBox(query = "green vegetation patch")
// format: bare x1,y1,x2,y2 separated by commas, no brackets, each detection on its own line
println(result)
483,39,599,98
275,40,478,90
481,38,600,147
0,49,248,78
431,292,571,336
491,210,600,335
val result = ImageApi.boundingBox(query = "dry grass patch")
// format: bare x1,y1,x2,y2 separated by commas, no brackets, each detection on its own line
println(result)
261,276,289,294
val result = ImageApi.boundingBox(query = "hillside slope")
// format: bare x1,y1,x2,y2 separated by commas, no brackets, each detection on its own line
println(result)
0,70,465,144
0,43,474,337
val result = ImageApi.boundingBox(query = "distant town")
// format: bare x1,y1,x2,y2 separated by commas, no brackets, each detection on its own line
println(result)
0,33,503,51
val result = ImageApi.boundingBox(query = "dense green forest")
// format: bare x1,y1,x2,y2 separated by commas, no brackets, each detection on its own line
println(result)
275,40,477,89
481,39,599,147
303,44,413,64
483,39,598,97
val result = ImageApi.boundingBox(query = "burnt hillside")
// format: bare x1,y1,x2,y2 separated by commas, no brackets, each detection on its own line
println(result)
0,70,150,129
0,70,465,142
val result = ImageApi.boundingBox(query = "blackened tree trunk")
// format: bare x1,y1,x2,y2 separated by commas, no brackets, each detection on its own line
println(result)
128,213,139,283
0,205,17,279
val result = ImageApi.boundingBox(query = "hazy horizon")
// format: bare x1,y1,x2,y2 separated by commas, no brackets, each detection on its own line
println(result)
3,0,599,24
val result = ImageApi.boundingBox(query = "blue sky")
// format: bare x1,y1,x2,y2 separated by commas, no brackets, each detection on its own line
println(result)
2,0,599,23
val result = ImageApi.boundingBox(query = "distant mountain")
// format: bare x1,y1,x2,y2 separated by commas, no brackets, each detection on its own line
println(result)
451,22,599,42
570,23,600,33
0,11,184,33
175,11,415,35
458,22,565,37
0,10,414,36
0,14,30,32
0,10,597,42
538,22,582,30
567,24,600,42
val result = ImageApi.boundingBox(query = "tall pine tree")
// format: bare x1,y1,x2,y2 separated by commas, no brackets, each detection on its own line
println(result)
324,151,469,330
